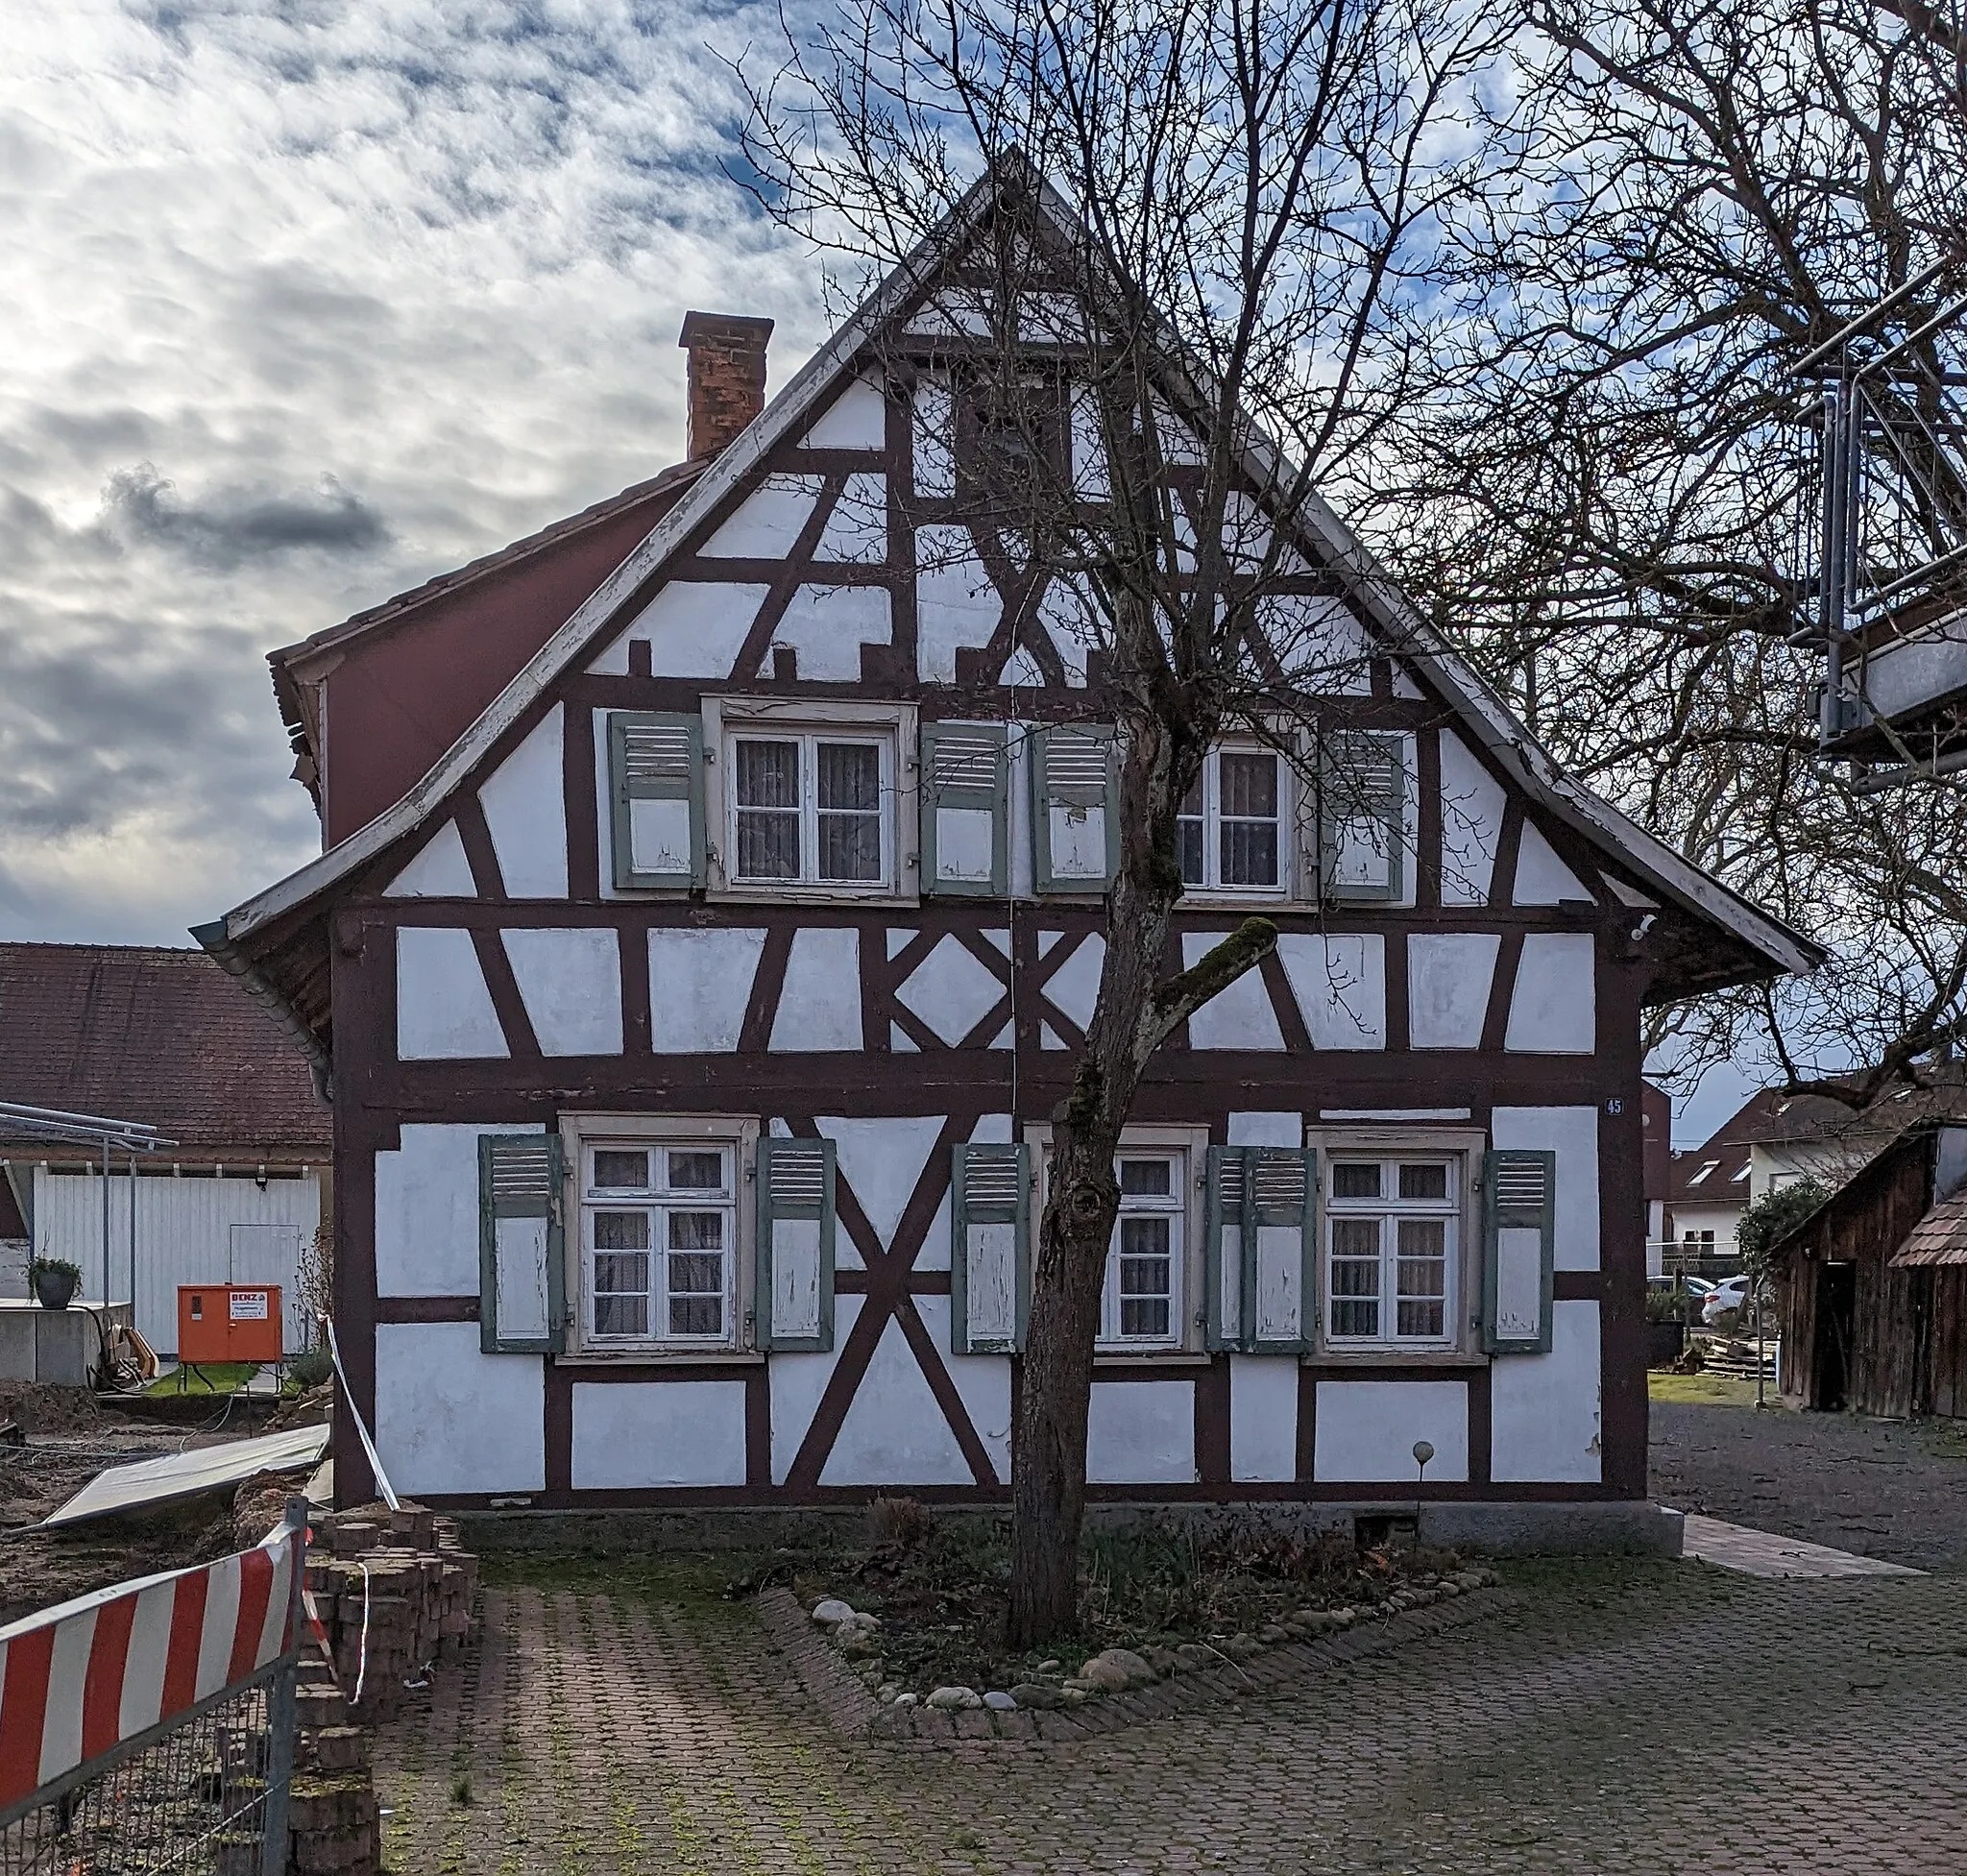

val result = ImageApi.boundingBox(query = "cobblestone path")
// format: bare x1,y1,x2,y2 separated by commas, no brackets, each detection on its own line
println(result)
373,1557,1967,1874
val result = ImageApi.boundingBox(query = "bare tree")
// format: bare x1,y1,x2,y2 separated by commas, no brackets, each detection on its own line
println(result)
741,0,1518,1642
1357,0,1967,1109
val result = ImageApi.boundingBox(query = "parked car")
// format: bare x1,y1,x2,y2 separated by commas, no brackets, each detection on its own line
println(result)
1702,1275,1766,1326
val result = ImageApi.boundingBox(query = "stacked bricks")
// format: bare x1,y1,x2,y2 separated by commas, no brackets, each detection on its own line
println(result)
287,1657,379,1876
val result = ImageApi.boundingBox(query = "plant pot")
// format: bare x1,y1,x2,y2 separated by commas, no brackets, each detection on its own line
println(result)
1646,1319,1686,1368
32,1267,79,1311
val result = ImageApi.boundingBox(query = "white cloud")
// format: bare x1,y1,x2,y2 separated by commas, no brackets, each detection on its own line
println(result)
0,0,823,940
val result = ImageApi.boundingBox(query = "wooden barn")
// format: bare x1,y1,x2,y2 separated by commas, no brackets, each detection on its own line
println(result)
1773,1122,1967,1419
199,175,1813,1546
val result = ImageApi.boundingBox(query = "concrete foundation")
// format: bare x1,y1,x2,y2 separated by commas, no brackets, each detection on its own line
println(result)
0,1299,133,1387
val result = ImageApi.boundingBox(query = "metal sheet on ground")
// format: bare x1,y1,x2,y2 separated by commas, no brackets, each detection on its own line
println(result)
40,1423,329,1527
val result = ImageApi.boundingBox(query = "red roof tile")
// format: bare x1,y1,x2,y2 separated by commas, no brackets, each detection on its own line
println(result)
0,944,329,1156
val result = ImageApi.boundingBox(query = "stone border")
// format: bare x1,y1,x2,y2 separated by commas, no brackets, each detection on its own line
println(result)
754,1583,1523,1744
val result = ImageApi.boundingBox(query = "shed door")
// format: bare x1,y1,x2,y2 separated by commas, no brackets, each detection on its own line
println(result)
229,1225,304,1352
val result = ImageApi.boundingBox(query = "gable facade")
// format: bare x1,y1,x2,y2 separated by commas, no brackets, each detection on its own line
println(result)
211,189,1813,1538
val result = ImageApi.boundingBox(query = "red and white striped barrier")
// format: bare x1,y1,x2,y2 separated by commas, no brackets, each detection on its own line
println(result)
0,1520,302,1814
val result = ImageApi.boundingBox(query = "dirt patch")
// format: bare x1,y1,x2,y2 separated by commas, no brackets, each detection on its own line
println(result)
0,1379,105,1435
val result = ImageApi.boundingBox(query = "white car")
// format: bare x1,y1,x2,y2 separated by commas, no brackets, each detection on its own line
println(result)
1701,1275,1764,1326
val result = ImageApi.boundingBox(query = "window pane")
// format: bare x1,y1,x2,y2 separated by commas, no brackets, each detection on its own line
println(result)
1396,1217,1446,1268
667,1150,724,1192
1398,1162,1449,1201
1177,816,1203,886
593,1210,650,1251
1220,752,1277,816
1117,1214,1172,1339
595,1295,650,1337
1396,1299,1445,1337
1119,1158,1172,1197
1330,1162,1381,1201
816,743,880,812
816,809,882,882
593,1251,649,1292
592,1149,648,1191
1219,818,1277,887
737,808,800,879
1329,1215,1380,1336
736,740,799,808
593,1241,650,1340
668,1211,723,1252
1395,1217,1446,1339
1120,1297,1172,1337
669,1295,724,1337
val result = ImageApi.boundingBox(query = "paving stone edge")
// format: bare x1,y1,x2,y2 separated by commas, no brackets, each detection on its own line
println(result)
753,1583,1525,1746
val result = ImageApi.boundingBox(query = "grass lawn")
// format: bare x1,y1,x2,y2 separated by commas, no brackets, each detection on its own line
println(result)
1647,1370,1767,1408
144,1361,261,1397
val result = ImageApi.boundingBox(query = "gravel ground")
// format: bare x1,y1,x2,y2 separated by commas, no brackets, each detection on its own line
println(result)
1650,1401,1967,1571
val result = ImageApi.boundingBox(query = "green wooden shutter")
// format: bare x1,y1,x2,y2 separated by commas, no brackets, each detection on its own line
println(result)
950,1141,1029,1352
756,1135,836,1352
1318,729,1405,903
1203,1145,1248,1351
608,711,704,889
478,1133,566,1354
921,722,1009,896
1031,723,1118,893
1482,1148,1556,1355
1249,1148,1316,1354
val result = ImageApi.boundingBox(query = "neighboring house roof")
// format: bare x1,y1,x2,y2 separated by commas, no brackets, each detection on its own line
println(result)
1667,1145,1753,1207
1890,1192,1967,1268
203,162,1821,1040
0,944,330,1157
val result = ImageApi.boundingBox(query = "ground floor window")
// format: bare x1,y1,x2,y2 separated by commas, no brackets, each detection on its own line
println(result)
1103,1150,1188,1349
1323,1152,1459,1350
578,1133,741,1349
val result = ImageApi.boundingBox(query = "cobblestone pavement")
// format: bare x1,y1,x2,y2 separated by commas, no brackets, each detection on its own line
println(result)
1651,1401,1967,1570
374,1557,1967,1873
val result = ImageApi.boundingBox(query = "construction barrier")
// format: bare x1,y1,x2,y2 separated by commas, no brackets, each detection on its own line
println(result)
0,1502,305,1874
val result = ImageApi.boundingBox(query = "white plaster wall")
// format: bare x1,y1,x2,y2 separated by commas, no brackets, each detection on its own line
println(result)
374,1122,536,1297
801,376,887,450
1491,1106,1601,1271
396,928,508,1060
478,706,567,898
1229,1356,1299,1482
375,1321,544,1496
1034,576,1094,686
591,580,770,677
1069,385,1109,499
1669,1204,1742,1257
769,1292,854,1484
769,928,862,1051
1490,1301,1601,1483
814,473,888,564
1256,593,1372,694
501,928,623,1057
821,1311,973,1484
1407,934,1500,1050
1086,1380,1195,1485
913,1293,1012,1479
1438,731,1506,906
1276,934,1386,1050
1505,932,1596,1054
1313,1380,1469,1483
701,475,823,557
648,928,765,1052
1182,932,1285,1050
894,936,1004,1045
1041,933,1104,1039
768,584,891,680
912,379,955,498
917,1112,1009,1274
571,1380,747,1489
1227,1112,1302,1148
1514,824,1593,905
386,821,475,898
917,525,1001,682
823,1115,946,1265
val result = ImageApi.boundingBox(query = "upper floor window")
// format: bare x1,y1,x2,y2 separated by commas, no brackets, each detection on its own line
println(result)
1178,745,1286,894
730,732,889,887
1324,1154,1459,1350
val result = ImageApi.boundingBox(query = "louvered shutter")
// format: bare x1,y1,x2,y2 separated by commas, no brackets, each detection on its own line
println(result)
1207,1147,1315,1353
478,1133,566,1354
921,722,1009,896
1482,1148,1556,1354
756,1135,836,1352
608,711,704,889
1317,730,1405,902
1031,723,1118,893
950,1141,1029,1352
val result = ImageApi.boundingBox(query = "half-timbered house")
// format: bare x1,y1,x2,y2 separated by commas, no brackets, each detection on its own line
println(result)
201,176,1815,1547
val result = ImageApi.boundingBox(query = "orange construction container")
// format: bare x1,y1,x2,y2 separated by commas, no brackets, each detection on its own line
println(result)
177,1284,284,1365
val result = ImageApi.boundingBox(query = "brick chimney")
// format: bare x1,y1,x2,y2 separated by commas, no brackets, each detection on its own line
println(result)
678,311,774,459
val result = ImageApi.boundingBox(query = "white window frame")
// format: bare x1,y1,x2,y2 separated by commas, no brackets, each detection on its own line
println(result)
559,1114,760,1359
703,698,920,904
1028,1122,1208,1357
1311,1131,1480,1359
1177,741,1292,901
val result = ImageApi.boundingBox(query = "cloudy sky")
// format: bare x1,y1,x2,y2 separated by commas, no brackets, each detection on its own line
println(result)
0,0,825,945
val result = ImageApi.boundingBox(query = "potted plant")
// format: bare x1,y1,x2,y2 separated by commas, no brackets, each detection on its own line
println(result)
29,1256,83,1311
1642,1283,1687,1367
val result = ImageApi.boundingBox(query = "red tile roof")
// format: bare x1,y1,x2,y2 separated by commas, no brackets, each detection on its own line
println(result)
1891,1193,1967,1268
0,944,329,1157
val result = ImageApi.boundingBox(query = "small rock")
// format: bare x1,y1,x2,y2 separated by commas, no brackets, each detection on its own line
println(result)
1008,1682,1066,1709
892,1693,918,1709
983,1691,1017,1711
812,1598,856,1625
1060,1685,1090,1705
1035,1658,1061,1674
1437,1580,1461,1597
927,1685,982,1711
1258,1623,1289,1645
1141,1646,1182,1677
1080,1646,1154,1691
1292,1611,1346,1634
1174,1643,1214,1670
1225,1634,1259,1660
878,1684,900,1702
